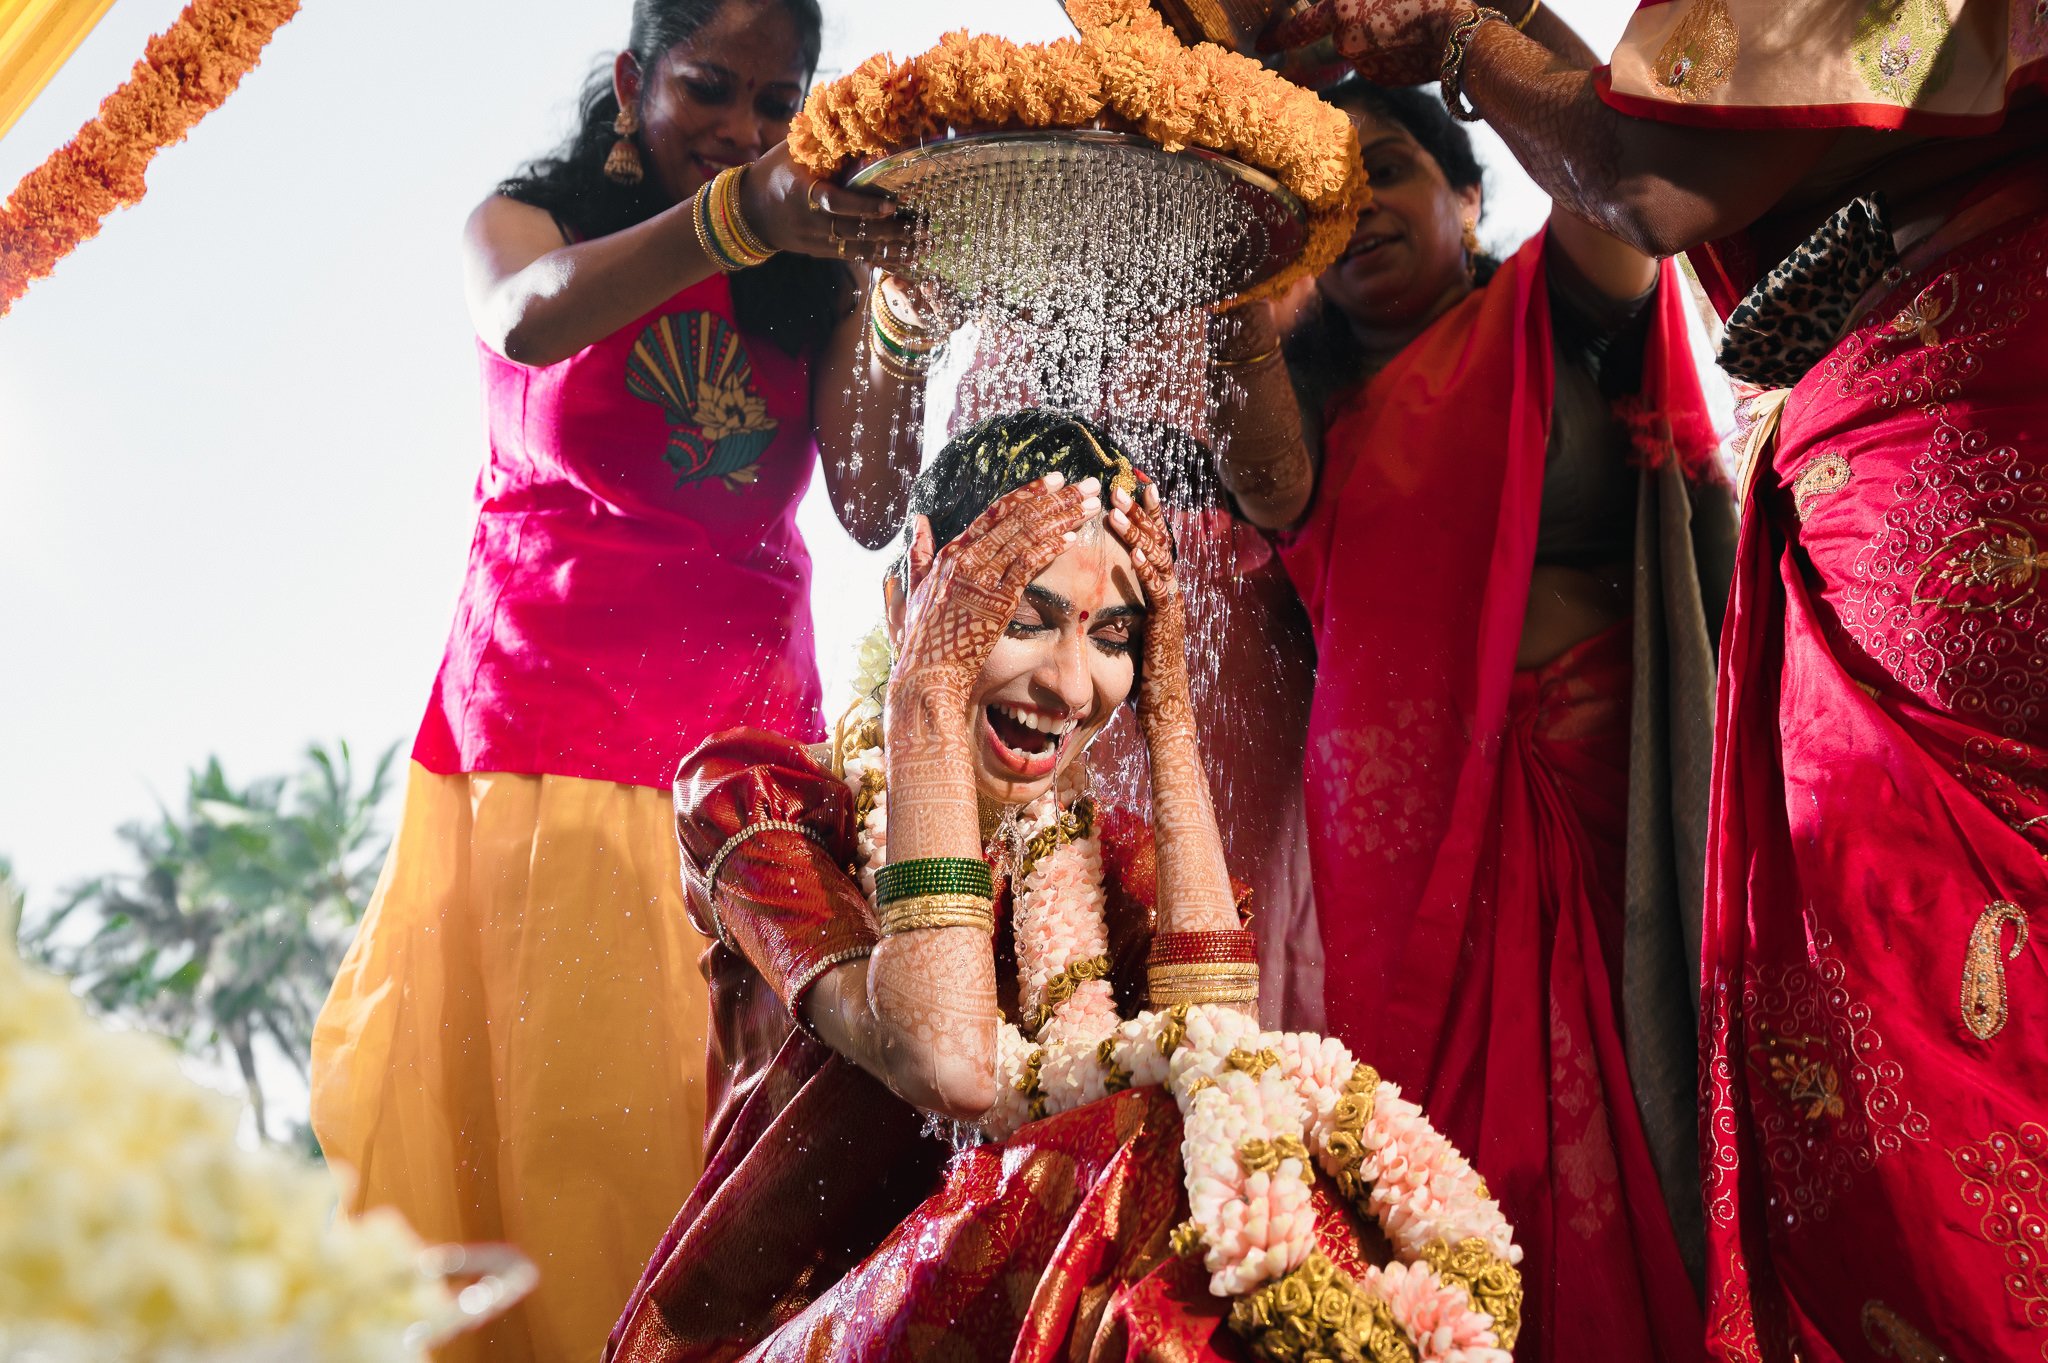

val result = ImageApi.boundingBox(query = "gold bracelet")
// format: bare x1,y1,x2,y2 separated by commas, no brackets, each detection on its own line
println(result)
1147,961,1260,1007
872,342,932,383
716,165,777,263
1150,983,1261,1008
1212,342,1282,369
1513,0,1541,28
869,281,934,353
879,892,994,936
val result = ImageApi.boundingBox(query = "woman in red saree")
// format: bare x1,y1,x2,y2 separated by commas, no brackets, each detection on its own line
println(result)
1266,1,2048,1358
605,410,1525,1363
1209,75,1734,1363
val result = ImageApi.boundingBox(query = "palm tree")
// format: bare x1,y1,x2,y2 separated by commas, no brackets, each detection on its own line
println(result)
21,741,397,1144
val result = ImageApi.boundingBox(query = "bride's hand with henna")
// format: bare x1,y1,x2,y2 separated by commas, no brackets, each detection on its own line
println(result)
1261,0,1464,85
1106,479,1244,953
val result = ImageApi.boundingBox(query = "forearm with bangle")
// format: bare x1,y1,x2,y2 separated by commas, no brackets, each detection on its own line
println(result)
1209,311,1313,519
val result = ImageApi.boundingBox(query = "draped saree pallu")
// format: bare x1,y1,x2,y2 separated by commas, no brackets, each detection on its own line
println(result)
1701,191,2048,1363
1280,234,1728,1363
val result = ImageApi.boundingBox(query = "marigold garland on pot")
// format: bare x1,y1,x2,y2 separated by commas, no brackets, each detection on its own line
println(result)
787,0,1369,306
0,0,302,316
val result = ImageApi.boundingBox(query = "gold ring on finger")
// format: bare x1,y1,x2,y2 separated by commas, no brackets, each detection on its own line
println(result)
806,180,829,213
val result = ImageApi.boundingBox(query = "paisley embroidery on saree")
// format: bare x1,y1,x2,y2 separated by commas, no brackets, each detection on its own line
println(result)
1654,0,1740,101
1823,225,2048,745
1791,452,1852,522
1742,929,1931,1229
1960,900,2029,1041
1948,1122,2048,1355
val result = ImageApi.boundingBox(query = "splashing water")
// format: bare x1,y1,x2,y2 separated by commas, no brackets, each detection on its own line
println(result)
845,131,1324,1026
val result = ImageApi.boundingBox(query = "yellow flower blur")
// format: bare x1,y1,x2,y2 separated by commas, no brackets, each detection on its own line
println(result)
0,937,456,1362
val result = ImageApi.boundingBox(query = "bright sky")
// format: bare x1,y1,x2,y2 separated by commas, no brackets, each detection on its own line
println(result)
0,0,1639,908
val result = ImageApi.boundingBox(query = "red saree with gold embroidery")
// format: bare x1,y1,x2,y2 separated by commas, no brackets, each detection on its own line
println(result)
1700,178,2048,1363
1281,235,1726,1363
604,730,1374,1363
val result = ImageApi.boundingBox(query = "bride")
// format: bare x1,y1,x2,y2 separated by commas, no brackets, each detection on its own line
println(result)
605,410,1520,1363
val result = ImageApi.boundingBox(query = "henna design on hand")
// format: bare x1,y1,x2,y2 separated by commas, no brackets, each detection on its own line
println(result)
1106,485,1240,936
1265,0,1462,85
867,925,1000,1118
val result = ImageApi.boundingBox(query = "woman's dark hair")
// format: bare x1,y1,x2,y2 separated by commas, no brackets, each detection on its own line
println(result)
497,0,841,356
902,410,1144,561
1285,78,1499,424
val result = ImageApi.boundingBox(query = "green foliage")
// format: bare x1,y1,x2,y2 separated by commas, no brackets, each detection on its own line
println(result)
19,742,398,1145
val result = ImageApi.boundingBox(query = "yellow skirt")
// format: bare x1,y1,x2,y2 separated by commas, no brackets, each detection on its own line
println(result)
311,764,711,1363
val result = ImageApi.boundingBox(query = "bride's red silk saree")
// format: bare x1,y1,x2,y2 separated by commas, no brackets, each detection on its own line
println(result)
604,731,1379,1363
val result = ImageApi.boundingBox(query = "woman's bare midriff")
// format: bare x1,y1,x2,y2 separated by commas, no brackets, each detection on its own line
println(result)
1518,563,1630,670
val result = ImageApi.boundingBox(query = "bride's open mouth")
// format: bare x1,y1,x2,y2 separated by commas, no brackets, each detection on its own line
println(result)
981,702,1078,781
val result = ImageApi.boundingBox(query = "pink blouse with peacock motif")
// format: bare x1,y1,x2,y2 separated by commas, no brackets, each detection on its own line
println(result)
413,272,825,791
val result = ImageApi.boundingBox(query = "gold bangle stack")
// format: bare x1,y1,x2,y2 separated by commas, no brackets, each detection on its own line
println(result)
694,164,776,273
1211,342,1282,371
868,281,935,381
1147,961,1260,1008
878,891,994,936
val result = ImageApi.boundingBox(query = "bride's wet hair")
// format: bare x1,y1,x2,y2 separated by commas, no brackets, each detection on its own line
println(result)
896,410,1146,574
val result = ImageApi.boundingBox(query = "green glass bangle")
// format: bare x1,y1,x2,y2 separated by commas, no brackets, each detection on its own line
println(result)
874,856,994,907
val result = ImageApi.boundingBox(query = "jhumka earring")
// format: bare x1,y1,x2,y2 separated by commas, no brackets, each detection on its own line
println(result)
1461,216,1481,256
605,104,644,186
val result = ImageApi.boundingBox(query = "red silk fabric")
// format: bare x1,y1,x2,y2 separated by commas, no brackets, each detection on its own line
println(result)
1701,196,2048,1363
1281,235,1715,1362
610,732,1266,1363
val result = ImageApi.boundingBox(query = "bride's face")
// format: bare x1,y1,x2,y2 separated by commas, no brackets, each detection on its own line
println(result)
970,523,1146,807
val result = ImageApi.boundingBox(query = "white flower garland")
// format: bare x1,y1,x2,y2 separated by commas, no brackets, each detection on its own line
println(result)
835,679,1525,1363
0,934,534,1362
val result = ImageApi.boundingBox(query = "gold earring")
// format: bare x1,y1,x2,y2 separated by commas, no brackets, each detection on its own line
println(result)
605,104,644,186
1460,216,1481,255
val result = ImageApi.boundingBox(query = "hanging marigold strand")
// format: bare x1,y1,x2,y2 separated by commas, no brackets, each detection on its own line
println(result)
0,0,302,317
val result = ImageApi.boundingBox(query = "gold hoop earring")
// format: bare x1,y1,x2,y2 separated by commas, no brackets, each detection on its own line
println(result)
605,104,644,186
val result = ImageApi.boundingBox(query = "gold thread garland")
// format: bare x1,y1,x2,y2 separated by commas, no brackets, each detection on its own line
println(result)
0,0,303,316
1227,1253,1418,1363
1023,953,1112,1033
1420,1238,1525,1350
1022,793,1096,876
785,0,1370,307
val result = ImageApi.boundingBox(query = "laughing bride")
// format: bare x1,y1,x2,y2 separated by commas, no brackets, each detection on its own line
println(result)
604,410,1522,1363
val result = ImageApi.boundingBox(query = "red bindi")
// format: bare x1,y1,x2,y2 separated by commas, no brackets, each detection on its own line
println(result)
1079,610,1090,622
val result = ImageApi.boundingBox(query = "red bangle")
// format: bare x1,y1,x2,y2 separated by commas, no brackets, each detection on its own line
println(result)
1148,928,1257,969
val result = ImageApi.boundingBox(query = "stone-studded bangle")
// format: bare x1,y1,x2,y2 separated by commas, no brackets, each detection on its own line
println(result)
1440,6,1514,123
873,856,995,908
878,892,995,936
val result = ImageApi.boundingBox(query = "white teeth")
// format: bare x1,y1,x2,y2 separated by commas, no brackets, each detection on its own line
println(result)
994,703,1076,737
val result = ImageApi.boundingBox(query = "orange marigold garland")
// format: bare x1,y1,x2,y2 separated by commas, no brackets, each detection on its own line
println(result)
0,0,302,317
789,0,1369,306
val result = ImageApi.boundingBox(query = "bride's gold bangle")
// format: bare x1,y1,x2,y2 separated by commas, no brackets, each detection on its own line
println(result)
878,893,994,936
